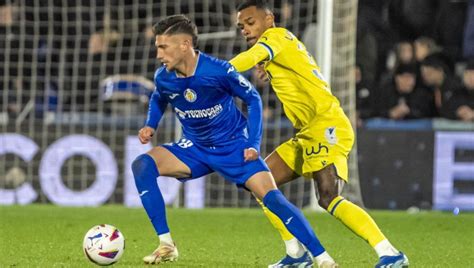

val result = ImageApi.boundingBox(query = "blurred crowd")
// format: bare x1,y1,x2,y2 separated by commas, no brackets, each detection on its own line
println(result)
1,0,473,124
355,0,474,123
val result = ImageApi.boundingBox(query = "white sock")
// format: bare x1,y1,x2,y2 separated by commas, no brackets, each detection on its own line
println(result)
374,239,399,257
285,238,305,258
314,251,335,266
159,233,173,246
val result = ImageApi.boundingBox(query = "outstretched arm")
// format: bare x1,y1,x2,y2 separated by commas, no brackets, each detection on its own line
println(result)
230,28,287,73
229,43,271,73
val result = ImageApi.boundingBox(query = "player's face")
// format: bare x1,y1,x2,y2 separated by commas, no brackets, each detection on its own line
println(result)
237,6,274,46
155,34,190,71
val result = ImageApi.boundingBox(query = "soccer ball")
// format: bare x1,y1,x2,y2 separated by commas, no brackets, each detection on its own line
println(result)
83,224,125,265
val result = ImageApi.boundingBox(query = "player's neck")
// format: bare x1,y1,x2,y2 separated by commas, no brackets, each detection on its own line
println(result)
175,50,199,78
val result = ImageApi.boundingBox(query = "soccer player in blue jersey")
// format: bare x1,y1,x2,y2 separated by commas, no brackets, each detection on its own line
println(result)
131,15,338,267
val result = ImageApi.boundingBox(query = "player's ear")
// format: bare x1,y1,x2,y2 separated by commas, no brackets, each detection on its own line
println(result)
182,39,191,50
264,12,275,28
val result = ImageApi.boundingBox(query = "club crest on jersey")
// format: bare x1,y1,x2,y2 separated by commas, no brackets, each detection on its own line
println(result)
184,88,197,102
325,127,337,145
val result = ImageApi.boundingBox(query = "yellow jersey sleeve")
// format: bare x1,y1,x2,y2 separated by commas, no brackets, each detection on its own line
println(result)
229,28,289,73
229,44,269,72
256,28,289,60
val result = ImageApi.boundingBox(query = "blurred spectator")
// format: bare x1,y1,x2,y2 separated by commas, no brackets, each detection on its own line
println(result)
381,41,416,87
88,31,120,55
388,0,438,41
447,60,474,121
420,53,462,119
414,37,441,63
356,19,378,89
0,3,13,26
355,64,374,124
357,0,392,89
463,0,474,59
1,2,38,118
1,2,14,112
376,64,435,120
395,41,415,66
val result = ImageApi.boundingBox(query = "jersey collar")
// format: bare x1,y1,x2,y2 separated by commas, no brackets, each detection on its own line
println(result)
174,51,202,78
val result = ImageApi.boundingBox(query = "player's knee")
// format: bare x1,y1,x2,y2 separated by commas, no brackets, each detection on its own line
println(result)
131,154,158,181
318,191,338,210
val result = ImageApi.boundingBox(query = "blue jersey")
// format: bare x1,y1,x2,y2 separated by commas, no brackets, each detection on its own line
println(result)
145,52,263,151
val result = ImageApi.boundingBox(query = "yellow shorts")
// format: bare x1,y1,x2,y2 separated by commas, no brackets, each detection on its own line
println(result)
276,108,355,181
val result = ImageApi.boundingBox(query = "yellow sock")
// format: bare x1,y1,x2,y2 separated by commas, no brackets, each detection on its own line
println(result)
327,196,386,247
255,198,294,241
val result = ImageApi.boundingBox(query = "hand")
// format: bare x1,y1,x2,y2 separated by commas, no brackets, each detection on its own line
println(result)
244,148,259,162
138,126,155,144
255,64,268,81
389,102,410,120
456,105,474,121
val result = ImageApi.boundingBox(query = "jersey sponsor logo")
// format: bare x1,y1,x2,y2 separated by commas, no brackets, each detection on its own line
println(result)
175,107,187,119
174,104,223,120
305,142,329,156
184,88,197,102
325,127,337,145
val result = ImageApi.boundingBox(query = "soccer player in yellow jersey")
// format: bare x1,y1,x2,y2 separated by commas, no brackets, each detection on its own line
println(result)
230,1,409,268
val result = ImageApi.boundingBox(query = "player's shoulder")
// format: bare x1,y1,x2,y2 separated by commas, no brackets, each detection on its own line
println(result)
198,52,234,76
154,66,168,81
261,27,295,40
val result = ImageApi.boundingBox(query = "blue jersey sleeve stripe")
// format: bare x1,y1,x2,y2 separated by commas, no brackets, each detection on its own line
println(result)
258,42,274,60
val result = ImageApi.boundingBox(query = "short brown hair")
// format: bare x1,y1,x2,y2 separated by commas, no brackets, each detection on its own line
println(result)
152,15,198,48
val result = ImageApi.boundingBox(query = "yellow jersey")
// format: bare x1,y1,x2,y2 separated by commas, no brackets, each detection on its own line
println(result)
230,27,343,129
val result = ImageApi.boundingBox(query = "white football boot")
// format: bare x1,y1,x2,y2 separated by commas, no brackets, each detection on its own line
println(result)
143,243,178,264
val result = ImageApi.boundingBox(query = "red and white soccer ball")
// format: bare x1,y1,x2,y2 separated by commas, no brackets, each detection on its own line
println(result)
83,224,125,265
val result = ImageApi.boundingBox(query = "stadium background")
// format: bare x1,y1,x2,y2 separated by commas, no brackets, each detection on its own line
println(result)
1,1,474,267
1,0,473,211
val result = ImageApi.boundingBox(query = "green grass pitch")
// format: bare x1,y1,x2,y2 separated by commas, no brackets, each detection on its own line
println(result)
1,205,472,267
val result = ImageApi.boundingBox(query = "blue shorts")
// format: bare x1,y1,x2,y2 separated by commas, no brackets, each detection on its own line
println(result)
161,138,269,187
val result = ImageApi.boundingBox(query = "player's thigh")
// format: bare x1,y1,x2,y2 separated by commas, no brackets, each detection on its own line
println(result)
244,171,277,200
267,144,301,187
299,118,354,180
147,146,191,178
